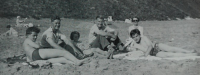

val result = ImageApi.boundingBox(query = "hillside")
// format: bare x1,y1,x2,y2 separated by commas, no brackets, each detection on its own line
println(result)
0,0,200,20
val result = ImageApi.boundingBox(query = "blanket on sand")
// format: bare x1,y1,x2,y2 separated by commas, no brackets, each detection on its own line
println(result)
113,51,200,61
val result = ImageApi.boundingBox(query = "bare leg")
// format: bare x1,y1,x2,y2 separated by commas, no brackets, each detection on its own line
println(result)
38,49,88,66
91,48,107,55
47,57,73,64
158,43,194,53
156,52,198,58
110,52,114,59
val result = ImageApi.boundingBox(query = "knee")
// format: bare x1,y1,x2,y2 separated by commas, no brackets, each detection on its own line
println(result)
156,52,168,58
57,50,68,56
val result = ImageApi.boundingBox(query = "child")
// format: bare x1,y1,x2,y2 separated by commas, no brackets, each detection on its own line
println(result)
127,29,198,58
70,31,94,58
23,27,88,66
70,31,84,50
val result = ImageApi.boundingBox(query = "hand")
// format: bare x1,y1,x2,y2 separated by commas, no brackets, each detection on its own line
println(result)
112,34,117,39
121,46,127,51
74,50,84,59
110,35,117,41
84,44,91,50
35,41,41,45
93,32,97,36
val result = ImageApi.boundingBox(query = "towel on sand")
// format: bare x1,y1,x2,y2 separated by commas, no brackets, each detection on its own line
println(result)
113,51,200,61
0,54,63,69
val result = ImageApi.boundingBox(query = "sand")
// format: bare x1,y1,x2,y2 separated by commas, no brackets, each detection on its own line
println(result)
0,18,200,75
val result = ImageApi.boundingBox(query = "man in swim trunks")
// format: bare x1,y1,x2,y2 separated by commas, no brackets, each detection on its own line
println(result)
128,29,198,57
23,27,88,65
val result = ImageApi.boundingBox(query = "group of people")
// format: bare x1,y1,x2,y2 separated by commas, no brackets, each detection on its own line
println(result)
16,16,36,27
23,15,198,66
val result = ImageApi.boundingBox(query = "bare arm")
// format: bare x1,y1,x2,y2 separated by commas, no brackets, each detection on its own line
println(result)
107,26,118,38
60,34,84,56
17,18,27,23
18,20,24,23
143,37,153,56
62,37,81,51
133,44,147,52
26,39,40,49
114,30,118,36
46,37,65,50
96,30,114,37
144,45,152,56
98,26,117,38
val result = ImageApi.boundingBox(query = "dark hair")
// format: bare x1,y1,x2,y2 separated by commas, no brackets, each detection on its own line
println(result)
26,27,40,36
6,25,11,28
70,31,80,40
132,17,140,22
130,29,140,37
51,16,61,22
96,15,105,20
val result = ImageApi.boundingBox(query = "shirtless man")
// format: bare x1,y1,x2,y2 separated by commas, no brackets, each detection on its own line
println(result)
127,29,198,57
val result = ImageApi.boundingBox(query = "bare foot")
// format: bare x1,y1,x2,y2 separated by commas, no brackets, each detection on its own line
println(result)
76,58,91,66
183,50,197,53
110,53,114,59
83,52,94,58
107,46,115,59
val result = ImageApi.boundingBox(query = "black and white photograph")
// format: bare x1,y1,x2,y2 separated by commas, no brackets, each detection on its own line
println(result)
0,0,200,75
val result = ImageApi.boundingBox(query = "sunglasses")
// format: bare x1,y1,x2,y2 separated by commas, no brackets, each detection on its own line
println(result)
132,20,139,22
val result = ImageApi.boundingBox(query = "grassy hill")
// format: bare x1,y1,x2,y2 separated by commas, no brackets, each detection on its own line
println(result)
0,0,200,20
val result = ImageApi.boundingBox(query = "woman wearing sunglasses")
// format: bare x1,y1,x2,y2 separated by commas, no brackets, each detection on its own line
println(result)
124,17,144,50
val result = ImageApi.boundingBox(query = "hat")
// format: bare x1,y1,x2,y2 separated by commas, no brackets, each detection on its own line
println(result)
17,16,21,19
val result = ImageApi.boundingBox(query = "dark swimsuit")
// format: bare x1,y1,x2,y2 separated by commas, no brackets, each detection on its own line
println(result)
150,43,160,56
32,49,43,61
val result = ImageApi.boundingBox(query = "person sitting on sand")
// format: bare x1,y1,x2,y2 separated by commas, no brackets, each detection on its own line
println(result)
128,17,143,36
70,31,94,58
23,27,88,65
16,16,28,27
126,29,198,57
88,15,124,59
125,17,144,47
40,16,85,59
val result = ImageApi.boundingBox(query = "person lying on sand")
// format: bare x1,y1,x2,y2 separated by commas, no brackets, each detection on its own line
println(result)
126,29,198,58
23,27,88,66
125,17,144,47
40,16,85,59
88,15,124,59
16,16,28,27
70,31,94,58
